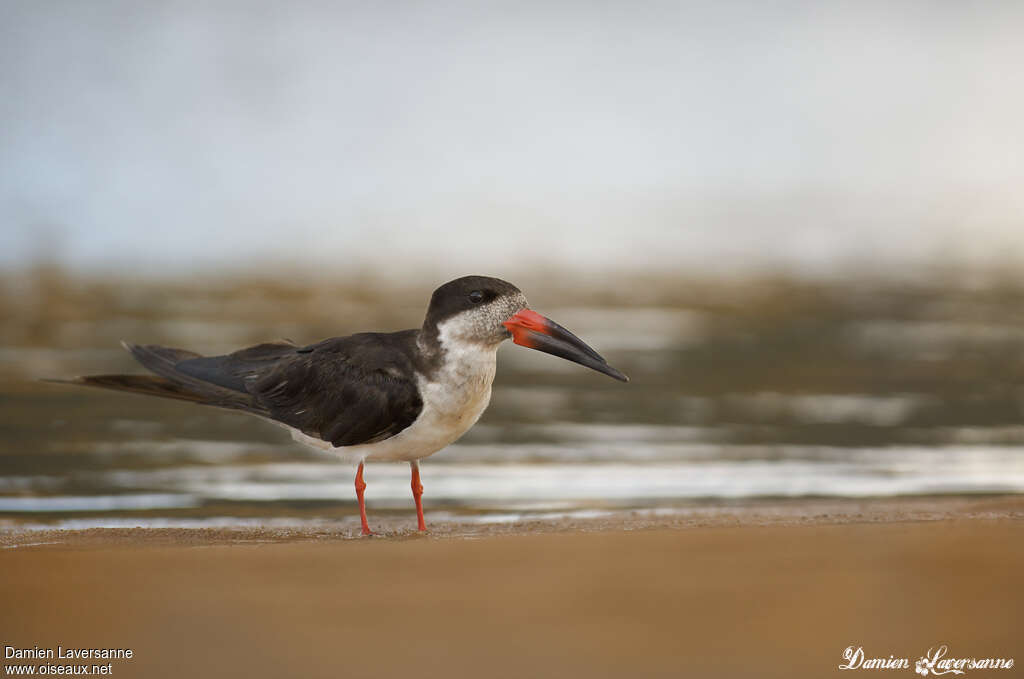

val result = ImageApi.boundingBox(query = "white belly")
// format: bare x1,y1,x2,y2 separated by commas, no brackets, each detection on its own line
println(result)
290,335,498,463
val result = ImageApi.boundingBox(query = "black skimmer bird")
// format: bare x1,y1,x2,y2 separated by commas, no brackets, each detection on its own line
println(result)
56,276,628,535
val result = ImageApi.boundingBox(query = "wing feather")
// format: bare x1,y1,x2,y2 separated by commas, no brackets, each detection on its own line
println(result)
105,333,423,448
247,333,423,447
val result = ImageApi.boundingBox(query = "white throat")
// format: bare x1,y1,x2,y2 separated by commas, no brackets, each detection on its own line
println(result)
425,315,501,415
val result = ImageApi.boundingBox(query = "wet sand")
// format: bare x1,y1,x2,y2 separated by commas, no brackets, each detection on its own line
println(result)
2,496,1023,678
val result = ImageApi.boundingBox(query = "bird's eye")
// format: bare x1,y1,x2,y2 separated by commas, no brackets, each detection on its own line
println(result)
468,290,485,304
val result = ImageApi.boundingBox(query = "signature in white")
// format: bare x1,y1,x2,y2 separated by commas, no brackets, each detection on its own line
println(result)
839,645,1013,676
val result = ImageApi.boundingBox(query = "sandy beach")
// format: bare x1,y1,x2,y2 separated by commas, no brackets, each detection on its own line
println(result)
2,496,1022,678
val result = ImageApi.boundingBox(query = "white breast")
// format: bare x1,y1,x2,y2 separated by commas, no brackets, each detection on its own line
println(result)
290,320,500,463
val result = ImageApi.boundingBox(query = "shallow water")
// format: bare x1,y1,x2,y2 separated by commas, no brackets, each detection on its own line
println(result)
3,443,1024,516
3,274,1024,527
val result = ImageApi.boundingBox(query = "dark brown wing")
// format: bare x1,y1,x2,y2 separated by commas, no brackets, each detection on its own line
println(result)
243,332,423,447
87,333,424,448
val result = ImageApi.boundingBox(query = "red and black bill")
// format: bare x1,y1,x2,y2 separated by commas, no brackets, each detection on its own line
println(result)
503,309,629,382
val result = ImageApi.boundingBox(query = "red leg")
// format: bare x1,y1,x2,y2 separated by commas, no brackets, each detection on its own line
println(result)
355,461,372,536
410,461,426,531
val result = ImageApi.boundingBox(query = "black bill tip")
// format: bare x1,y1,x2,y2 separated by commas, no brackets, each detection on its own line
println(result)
503,309,630,383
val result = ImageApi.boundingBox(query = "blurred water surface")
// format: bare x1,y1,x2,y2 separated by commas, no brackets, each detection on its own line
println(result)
2,269,1024,528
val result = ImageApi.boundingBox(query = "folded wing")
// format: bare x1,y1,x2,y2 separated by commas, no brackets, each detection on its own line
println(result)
75,333,424,448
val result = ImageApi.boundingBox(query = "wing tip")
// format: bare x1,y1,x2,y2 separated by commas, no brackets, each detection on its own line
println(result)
39,376,84,385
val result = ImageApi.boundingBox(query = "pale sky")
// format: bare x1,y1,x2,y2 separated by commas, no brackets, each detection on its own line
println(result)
2,0,1023,276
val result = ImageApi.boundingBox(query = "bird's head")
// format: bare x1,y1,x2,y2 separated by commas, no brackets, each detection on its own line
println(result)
423,275,628,382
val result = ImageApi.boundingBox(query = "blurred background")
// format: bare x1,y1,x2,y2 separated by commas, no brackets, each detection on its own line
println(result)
3,0,1024,529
